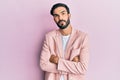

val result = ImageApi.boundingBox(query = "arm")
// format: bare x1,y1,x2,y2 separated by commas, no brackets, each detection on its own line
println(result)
40,35,58,73
57,34,89,75
49,55,80,74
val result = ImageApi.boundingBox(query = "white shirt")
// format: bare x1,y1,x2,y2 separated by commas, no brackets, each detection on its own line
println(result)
60,35,70,80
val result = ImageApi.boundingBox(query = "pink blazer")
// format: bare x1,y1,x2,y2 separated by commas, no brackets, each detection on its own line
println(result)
40,28,89,80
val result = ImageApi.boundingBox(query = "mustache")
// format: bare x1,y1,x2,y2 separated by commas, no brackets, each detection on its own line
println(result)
58,20,66,23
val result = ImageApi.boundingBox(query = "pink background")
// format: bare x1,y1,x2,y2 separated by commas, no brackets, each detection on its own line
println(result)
0,0,120,80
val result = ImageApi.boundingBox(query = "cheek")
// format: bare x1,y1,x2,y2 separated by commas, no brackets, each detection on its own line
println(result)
64,16,69,21
54,18,59,23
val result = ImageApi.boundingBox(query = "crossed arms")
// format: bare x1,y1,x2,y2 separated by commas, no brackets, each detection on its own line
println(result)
40,34,89,75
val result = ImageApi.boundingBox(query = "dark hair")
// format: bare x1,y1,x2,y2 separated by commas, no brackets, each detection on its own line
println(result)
50,3,70,15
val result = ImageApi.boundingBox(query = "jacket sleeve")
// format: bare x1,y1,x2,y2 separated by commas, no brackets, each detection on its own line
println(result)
40,35,58,73
57,34,89,75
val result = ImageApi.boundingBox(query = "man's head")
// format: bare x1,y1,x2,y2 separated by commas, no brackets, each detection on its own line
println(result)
50,3,71,29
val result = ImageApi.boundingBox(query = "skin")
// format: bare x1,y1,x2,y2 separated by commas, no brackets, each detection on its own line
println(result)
53,7,72,36
49,7,79,64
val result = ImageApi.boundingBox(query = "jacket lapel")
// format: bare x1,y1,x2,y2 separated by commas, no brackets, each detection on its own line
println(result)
55,28,77,59
55,30,63,58
64,28,76,59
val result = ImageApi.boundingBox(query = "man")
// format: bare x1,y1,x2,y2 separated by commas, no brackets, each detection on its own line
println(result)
40,3,89,80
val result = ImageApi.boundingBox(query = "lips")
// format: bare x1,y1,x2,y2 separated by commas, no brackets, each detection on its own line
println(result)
59,22,64,26
58,20,66,26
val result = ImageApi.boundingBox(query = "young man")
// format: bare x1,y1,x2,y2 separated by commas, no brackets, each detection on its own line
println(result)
40,3,89,80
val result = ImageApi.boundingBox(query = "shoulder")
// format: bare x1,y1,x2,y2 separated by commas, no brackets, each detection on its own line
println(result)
74,28,88,38
74,29,89,44
45,29,58,38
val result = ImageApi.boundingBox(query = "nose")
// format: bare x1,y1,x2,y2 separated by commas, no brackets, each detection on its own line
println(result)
58,15,63,20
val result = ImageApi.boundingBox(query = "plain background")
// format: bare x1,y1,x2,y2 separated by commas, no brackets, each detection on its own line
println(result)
0,0,120,80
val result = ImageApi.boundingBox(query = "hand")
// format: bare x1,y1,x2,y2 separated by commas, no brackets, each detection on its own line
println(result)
49,55,59,64
72,56,79,62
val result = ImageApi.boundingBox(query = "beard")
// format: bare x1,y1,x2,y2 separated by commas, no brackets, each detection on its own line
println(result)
56,18,70,29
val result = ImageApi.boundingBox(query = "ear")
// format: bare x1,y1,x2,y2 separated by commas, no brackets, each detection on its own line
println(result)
68,14,71,18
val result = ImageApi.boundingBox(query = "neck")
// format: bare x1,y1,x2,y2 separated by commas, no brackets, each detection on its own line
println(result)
59,24,72,36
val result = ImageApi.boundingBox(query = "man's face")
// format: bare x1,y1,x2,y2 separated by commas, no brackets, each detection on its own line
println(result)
53,7,71,29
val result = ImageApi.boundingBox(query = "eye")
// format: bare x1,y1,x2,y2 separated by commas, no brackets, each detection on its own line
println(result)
53,14,59,17
62,12,65,15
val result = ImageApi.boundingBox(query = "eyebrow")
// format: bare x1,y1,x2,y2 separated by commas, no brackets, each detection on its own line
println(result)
53,10,67,16
60,10,66,13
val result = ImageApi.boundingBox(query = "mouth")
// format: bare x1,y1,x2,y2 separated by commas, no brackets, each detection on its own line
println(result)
59,22,64,26
58,20,66,26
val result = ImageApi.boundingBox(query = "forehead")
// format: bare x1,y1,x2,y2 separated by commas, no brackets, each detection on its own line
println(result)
53,7,67,14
